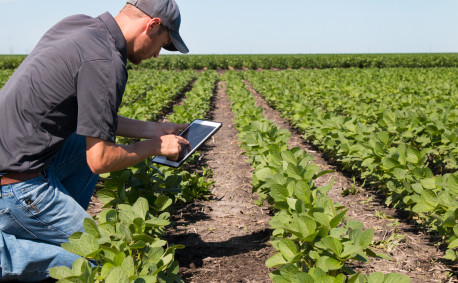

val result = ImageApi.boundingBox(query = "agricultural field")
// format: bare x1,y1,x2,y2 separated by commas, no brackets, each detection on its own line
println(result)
0,54,457,282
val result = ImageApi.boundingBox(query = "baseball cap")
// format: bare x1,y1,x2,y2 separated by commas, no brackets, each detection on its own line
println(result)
126,0,189,54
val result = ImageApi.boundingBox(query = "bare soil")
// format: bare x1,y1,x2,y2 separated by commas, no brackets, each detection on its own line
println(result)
165,81,274,282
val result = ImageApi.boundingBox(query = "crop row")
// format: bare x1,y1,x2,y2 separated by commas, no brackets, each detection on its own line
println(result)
224,71,409,282
133,53,458,70
118,70,196,122
245,68,457,173
2,53,458,71
50,71,219,282
244,69,458,262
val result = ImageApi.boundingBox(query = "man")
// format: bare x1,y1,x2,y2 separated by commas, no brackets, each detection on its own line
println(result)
0,0,190,281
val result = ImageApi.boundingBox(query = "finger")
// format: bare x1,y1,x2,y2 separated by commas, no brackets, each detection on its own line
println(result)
177,136,190,145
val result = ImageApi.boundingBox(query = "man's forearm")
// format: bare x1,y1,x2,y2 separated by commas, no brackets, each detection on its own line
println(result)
117,115,189,139
86,134,189,174
86,137,160,174
116,115,159,139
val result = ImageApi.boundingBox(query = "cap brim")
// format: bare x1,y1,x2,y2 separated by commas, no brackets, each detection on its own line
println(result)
164,30,189,54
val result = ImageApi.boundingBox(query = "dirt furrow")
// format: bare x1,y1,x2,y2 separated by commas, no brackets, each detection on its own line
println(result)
166,81,274,282
244,81,455,283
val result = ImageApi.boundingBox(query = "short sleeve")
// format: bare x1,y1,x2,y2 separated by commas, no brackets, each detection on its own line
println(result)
76,59,120,142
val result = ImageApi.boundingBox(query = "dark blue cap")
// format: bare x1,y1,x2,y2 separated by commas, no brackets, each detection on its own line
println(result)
127,0,189,53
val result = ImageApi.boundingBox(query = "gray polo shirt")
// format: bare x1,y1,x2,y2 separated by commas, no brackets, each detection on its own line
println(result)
0,12,128,173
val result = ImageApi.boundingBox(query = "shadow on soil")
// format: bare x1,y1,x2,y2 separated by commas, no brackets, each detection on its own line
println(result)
166,228,271,269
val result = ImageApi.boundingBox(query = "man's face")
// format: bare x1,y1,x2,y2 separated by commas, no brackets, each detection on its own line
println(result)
129,23,172,65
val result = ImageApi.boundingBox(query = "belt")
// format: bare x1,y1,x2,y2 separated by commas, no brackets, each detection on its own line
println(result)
0,172,41,186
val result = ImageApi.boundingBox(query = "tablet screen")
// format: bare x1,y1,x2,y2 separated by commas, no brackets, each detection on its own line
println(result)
179,123,216,158
152,119,222,167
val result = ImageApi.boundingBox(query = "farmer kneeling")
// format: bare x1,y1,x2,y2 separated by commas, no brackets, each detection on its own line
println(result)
0,0,189,281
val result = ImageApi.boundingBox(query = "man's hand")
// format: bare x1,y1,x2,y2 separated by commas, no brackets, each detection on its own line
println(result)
158,134,190,161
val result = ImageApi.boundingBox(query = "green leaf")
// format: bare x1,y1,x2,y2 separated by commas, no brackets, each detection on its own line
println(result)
420,178,436,190
448,239,458,249
330,209,348,228
295,215,317,239
411,183,424,194
271,184,290,201
255,167,271,181
130,240,147,250
278,239,299,262
384,273,410,283
382,158,399,170
119,209,138,225
286,198,298,211
49,266,73,279
367,272,384,283
392,168,407,180
360,229,374,249
68,232,83,241
316,237,343,256
154,195,173,212
313,212,331,229
447,174,458,192
412,201,435,213
145,216,170,227
160,253,174,267
286,164,302,179
98,189,119,206
132,197,149,219
361,158,375,168
101,262,116,279
147,247,165,264
72,257,90,275
396,144,407,165
341,244,362,258
83,218,100,238
316,256,343,272
114,252,127,266
121,256,135,278
281,150,297,164
106,266,129,283
99,209,117,224
266,253,287,268
444,249,457,261
406,147,420,164
374,142,386,157
347,272,364,283
61,233,99,258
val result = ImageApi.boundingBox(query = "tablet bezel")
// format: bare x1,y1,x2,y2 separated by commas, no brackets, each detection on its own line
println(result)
152,119,222,168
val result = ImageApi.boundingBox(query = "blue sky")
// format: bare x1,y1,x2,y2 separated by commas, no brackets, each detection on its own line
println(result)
1,0,457,55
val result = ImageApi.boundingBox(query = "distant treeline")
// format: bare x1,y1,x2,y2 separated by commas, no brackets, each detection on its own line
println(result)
2,53,458,70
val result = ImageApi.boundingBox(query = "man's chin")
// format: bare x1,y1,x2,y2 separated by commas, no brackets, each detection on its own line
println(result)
130,59,142,65
128,55,142,65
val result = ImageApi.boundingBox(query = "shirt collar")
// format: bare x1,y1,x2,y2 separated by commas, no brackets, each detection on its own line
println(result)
98,12,127,63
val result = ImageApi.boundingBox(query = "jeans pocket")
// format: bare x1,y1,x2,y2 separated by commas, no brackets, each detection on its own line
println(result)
14,176,49,214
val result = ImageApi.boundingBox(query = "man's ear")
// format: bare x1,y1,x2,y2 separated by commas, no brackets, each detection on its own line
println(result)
147,17,162,30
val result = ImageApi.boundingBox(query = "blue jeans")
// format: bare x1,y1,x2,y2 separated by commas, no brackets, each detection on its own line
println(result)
0,133,99,282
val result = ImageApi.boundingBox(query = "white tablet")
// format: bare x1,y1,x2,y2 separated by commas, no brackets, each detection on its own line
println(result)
152,119,222,168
